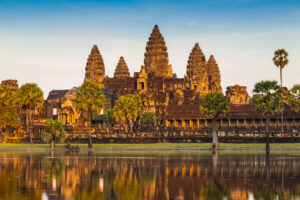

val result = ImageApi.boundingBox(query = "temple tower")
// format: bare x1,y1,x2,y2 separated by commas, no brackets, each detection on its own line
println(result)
114,56,130,78
84,45,105,87
186,43,209,93
143,25,173,78
207,55,222,93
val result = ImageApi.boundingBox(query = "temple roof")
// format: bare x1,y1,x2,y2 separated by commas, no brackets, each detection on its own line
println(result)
144,25,172,78
207,55,220,75
84,45,105,85
114,56,130,78
186,43,207,79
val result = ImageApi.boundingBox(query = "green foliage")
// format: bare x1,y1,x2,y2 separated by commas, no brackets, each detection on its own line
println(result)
140,112,156,126
0,85,19,132
200,92,229,119
288,84,300,112
114,94,143,131
252,80,283,117
16,83,44,111
104,109,116,126
42,119,65,143
273,49,289,69
72,81,105,113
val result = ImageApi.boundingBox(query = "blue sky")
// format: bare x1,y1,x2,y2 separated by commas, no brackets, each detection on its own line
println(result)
0,0,299,97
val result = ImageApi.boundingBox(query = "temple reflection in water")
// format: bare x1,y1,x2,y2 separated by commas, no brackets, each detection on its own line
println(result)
0,152,300,200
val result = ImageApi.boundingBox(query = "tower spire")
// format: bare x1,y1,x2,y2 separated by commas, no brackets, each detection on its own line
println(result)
143,25,172,78
84,45,105,86
114,56,130,78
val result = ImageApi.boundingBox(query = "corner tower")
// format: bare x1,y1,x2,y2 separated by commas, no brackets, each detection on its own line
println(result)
186,43,208,93
143,25,173,78
207,55,222,93
84,45,105,87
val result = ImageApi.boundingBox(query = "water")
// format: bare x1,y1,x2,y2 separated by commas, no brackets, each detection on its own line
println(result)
0,151,300,200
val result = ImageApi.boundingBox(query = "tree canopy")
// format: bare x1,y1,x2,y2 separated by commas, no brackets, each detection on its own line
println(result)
288,84,300,112
252,80,283,117
114,94,143,132
72,81,105,113
0,85,19,135
140,112,156,126
273,49,289,69
16,83,44,111
42,119,65,148
200,92,229,119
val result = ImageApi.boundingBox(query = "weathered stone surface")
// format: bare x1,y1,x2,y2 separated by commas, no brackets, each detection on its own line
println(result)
207,55,222,93
84,45,105,86
143,25,173,78
226,85,250,104
114,56,130,78
186,43,209,93
1,79,18,92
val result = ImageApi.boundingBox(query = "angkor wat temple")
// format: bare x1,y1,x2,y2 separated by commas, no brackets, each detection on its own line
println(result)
1,25,299,142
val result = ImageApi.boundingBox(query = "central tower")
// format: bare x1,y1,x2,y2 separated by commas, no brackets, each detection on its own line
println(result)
143,25,173,78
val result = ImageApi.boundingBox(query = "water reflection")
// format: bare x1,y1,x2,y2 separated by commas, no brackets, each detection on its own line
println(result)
0,151,300,200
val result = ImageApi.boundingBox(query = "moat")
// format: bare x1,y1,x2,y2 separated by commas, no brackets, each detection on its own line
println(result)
0,151,300,200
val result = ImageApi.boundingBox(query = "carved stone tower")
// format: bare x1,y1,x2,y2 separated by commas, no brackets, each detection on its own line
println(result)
186,43,209,93
207,55,222,93
144,25,173,78
84,45,105,87
114,56,130,78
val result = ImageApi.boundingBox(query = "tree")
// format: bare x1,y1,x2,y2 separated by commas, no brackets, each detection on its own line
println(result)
140,112,156,126
288,84,300,113
200,92,229,150
273,49,289,131
16,83,44,143
252,80,283,152
42,119,65,149
104,109,116,132
0,85,19,143
114,94,143,133
73,81,105,148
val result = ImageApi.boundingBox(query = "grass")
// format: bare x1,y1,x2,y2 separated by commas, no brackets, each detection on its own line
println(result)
1,143,300,150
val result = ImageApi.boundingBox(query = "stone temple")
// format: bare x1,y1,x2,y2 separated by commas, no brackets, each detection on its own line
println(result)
83,25,223,125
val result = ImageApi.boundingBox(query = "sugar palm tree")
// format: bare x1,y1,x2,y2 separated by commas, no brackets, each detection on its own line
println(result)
273,49,289,131
73,81,105,148
253,80,283,152
16,83,44,143
200,92,229,151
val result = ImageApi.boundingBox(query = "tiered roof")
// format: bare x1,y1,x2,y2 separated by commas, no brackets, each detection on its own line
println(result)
114,56,130,78
84,45,105,85
186,43,207,79
144,25,172,78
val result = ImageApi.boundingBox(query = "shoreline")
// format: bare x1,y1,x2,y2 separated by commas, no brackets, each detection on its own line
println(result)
1,143,300,152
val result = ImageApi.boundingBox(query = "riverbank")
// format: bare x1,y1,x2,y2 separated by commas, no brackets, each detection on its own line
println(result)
1,143,300,151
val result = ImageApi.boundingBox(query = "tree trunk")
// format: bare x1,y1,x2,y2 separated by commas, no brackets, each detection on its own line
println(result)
28,110,33,143
212,118,218,151
280,67,284,132
130,119,133,133
88,109,93,148
266,116,270,152
51,133,55,149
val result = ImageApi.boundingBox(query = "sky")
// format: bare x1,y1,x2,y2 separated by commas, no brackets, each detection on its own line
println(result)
0,0,299,97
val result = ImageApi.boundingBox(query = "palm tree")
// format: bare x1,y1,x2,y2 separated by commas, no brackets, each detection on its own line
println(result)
16,83,44,143
252,80,283,152
288,84,300,113
42,119,65,149
273,49,289,131
200,92,229,151
73,81,105,148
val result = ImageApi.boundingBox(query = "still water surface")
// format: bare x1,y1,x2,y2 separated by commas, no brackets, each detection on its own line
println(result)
0,151,300,200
